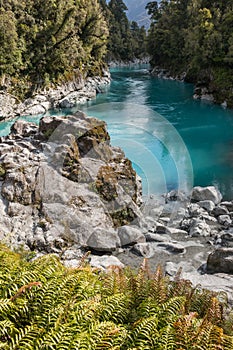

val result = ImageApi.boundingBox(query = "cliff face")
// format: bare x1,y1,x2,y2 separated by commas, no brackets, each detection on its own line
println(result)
0,112,142,254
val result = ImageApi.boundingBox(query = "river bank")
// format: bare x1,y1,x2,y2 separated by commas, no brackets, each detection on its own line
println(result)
0,70,111,120
0,114,233,301
151,66,231,109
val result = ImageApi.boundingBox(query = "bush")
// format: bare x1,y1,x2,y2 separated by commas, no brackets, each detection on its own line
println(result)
0,245,232,349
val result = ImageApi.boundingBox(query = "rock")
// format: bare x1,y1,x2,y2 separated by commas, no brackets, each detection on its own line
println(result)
192,186,222,204
0,113,141,253
90,255,124,269
157,242,185,254
180,218,192,231
118,225,145,246
0,74,111,120
132,243,155,257
212,206,229,216
189,218,211,237
207,248,233,273
165,227,187,235
218,215,231,227
61,247,83,260
63,259,81,268
188,203,206,217
145,232,171,242
202,214,218,226
198,200,215,212
23,104,46,116
165,261,196,276
10,120,38,137
220,232,233,247
156,223,167,234
221,201,233,212
87,228,120,252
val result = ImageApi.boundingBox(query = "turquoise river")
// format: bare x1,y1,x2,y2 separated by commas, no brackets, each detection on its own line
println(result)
1,65,233,198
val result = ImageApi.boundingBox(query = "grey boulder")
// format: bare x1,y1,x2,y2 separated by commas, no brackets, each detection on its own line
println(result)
207,248,233,273
192,186,222,205
118,225,145,246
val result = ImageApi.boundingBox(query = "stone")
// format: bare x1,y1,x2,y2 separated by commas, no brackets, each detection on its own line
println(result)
61,247,83,260
180,218,192,231
118,225,145,246
198,200,215,212
87,228,121,252
23,104,46,115
188,203,206,217
157,242,185,254
207,248,233,273
132,243,155,258
192,186,222,205
10,120,38,137
90,255,124,269
220,232,233,247
221,201,233,212
189,218,211,237
156,223,167,234
0,113,141,254
145,232,171,242
218,215,231,227
165,227,188,235
212,206,229,216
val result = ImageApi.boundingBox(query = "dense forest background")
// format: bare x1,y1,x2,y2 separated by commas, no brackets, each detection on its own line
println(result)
0,0,147,99
1,0,233,105
146,0,233,106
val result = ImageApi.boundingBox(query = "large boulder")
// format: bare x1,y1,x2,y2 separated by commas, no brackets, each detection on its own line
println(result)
0,112,142,253
207,248,233,274
192,186,222,205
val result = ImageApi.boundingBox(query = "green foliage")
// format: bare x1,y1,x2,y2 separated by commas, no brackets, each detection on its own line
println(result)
0,0,108,98
0,245,232,349
147,0,233,105
99,0,147,61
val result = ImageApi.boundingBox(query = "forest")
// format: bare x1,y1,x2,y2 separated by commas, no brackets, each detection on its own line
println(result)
0,0,146,99
146,0,233,106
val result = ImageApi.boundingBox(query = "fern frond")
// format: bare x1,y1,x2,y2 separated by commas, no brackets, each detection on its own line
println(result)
158,296,186,327
128,315,159,349
156,324,176,350
100,293,131,324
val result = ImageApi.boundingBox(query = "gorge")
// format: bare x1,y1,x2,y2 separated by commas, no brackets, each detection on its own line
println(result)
1,65,233,299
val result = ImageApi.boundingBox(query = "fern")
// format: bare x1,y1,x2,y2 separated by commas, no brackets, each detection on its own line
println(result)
0,245,232,349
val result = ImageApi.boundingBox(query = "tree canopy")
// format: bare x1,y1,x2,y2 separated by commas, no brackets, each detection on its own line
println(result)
0,0,108,97
146,0,233,105
99,0,147,62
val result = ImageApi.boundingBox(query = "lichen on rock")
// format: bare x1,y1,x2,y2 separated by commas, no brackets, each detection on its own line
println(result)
0,111,142,253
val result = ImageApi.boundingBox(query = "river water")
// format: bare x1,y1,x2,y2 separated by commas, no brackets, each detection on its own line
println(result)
1,65,233,198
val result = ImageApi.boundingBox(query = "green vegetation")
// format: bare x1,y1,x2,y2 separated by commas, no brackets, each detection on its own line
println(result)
146,0,233,106
0,0,108,98
100,0,147,62
0,244,233,349
0,0,148,100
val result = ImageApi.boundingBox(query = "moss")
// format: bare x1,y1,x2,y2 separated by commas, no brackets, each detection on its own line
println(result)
0,164,6,179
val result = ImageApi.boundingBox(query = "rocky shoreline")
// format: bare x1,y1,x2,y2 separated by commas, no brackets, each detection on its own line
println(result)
0,71,111,120
108,57,150,68
0,113,233,300
151,67,229,108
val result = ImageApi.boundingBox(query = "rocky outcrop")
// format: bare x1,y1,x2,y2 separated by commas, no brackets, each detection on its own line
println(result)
0,112,142,254
0,71,111,120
